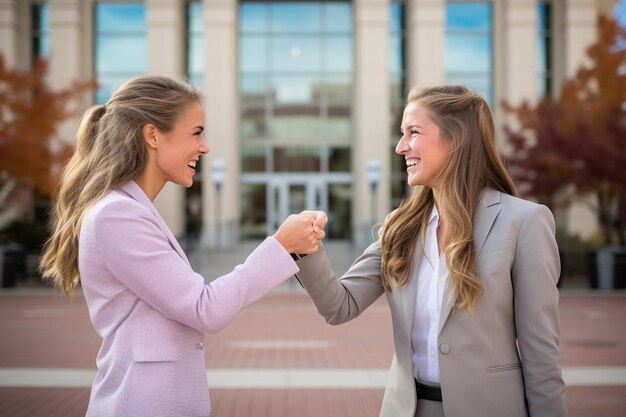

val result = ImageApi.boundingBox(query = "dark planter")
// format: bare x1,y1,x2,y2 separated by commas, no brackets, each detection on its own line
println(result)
587,246,626,290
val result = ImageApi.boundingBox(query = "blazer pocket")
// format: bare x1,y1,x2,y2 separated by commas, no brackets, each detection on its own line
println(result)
486,363,522,373
478,239,515,255
132,316,181,363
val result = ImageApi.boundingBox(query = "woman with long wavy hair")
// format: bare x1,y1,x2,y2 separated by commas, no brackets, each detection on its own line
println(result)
40,74,326,416
294,85,566,417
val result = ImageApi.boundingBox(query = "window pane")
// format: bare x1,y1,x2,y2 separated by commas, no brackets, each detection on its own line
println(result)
329,147,351,172
95,3,146,104
240,36,267,72
328,183,352,239
95,3,146,32
446,3,491,31
445,36,491,72
273,147,321,172
241,147,267,172
324,3,352,32
271,37,321,72
324,36,352,72
96,37,147,73
188,2,203,33
271,3,321,33
241,183,267,238
240,3,268,32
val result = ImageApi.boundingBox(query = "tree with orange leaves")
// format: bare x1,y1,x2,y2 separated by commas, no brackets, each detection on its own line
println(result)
0,54,95,200
503,14,626,246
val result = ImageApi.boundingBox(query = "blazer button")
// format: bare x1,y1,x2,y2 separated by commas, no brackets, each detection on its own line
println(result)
439,343,451,354
196,341,205,350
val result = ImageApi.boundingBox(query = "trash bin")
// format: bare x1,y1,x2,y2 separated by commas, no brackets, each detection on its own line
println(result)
588,246,626,290
0,243,26,288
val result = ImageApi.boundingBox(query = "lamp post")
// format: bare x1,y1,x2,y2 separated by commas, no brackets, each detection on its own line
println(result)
211,159,225,248
366,159,381,226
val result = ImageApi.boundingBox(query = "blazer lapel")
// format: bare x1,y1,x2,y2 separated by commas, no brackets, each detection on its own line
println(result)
120,181,190,265
438,188,501,335
400,245,422,335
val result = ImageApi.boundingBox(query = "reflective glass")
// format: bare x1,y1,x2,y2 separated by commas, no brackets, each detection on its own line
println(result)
271,37,321,72
445,36,491,72
32,4,49,58
188,2,203,33
241,183,268,238
241,147,267,172
240,3,268,32
95,3,146,103
328,147,351,172
273,147,321,172
240,36,268,73
96,37,147,73
324,3,352,32
271,4,321,33
188,36,203,75
271,74,320,105
328,183,352,239
446,3,491,31
390,2,403,33
389,34,403,76
95,3,146,32
324,36,353,72
445,73,492,104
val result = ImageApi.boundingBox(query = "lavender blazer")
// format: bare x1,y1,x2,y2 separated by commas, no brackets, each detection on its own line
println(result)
79,181,299,417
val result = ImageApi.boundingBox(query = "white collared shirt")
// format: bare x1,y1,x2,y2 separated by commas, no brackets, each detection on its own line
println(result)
411,206,448,384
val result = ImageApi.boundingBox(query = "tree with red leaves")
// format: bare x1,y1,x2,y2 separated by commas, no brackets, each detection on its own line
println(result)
503,14,626,246
0,54,95,199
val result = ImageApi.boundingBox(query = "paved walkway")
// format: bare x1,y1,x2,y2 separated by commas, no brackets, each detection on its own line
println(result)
0,242,625,416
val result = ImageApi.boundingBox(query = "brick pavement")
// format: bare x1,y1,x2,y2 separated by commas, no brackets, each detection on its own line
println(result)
0,286,625,417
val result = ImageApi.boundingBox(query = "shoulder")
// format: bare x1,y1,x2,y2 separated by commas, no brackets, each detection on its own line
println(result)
83,188,153,230
486,189,552,218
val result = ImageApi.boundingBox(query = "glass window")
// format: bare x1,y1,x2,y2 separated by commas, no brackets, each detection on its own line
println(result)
270,3,321,33
390,1,407,207
241,183,268,238
328,183,352,239
445,2,493,105
273,147,321,172
32,3,49,59
537,2,552,99
187,1,203,87
94,3,146,103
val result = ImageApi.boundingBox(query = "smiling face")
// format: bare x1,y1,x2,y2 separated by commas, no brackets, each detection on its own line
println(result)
153,100,207,189
396,100,452,189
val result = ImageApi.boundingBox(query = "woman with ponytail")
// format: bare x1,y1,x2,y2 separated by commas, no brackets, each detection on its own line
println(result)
294,85,566,417
40,74,326,417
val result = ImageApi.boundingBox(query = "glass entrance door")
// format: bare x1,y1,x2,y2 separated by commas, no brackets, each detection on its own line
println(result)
268,179,325,235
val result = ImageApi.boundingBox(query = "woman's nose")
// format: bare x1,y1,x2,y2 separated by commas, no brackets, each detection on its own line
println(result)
395,136,408,154
199,140,209,155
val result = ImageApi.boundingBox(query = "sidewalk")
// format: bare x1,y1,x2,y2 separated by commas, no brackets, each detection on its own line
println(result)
0,242,624,417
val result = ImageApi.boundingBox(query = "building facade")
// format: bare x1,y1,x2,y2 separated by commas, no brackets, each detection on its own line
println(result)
0,0,616,248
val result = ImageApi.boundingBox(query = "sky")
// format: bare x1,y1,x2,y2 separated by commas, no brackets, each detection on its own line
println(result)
615,0,626,27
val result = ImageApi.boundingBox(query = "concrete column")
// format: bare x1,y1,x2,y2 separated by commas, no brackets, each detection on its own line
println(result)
493,0,537,150
553,0,596,88
353,0,390,249
405,0,445,88
0,0,26,69
201,0,238,248
500,0,537,106
48,0,92,149
146,0,187,238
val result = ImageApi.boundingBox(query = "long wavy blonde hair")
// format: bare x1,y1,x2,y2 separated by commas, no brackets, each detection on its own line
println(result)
380,85,516,312
40,75,202,297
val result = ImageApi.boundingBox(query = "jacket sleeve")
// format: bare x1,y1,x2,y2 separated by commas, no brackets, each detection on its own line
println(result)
512,204,568,417
295,241,385,325
94,199,299,334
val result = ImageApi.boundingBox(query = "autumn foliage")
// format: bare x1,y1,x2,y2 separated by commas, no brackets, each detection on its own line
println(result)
0,54,95,197
503,14,626,245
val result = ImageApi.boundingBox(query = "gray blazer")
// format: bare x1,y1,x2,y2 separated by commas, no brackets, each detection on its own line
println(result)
295,188,567,417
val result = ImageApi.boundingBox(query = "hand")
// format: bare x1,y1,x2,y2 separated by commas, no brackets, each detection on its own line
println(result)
273,210,327,254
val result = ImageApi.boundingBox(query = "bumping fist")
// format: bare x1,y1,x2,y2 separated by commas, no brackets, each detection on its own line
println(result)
273,210,327,255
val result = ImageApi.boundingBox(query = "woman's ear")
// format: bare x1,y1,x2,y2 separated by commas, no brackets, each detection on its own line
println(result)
142,124,159,149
